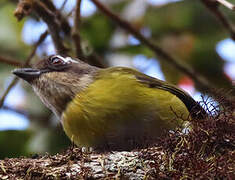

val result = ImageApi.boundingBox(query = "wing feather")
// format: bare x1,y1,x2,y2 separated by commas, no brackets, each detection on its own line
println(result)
103,67,207,118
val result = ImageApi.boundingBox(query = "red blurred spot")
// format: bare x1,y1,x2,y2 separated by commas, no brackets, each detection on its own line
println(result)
178,76,195,95
179,76,194,86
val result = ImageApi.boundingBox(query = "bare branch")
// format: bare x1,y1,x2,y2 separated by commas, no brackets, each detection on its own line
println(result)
38,0,71,36
14,0,68,54
25,30,48,65
66,7,76,17
201,0,235,41
56,0,71,37
90,0,213,93
71,0,107,67
14,0,33,21
87,52,108,68
0,77,18,108
59,0,68,11
72,0,84,60
216,0,235,10
0,31,48,108
0,56,22,67
14,0,71,36
33,1,68,54
1,105,27,116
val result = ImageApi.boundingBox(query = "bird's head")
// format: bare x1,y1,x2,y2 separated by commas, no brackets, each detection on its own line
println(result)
13,55,98,117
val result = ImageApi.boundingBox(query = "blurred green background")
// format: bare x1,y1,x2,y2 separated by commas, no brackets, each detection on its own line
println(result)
0,0,234,159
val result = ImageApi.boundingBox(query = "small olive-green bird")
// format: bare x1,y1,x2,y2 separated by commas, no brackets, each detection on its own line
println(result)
13,55,205,150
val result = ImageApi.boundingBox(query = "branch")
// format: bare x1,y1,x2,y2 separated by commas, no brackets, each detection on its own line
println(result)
87,52,108,68
1,105,27,116
90,0,213,93
201,0,235,41
0,31,48,108
45,0,71,36
14,0,71,36
25,30,48,65
59,0,68,11
14,0,33,21
0,148,149,179
216,0,235,10
72,0,84,60
72,0,107,67
14,0,68,54
33,1,68,54
0,77,18,108
0,56,22,67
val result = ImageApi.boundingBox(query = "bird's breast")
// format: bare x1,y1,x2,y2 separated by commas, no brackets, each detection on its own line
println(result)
61,74,190,150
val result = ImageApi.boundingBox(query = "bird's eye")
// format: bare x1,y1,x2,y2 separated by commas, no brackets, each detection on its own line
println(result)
50,56,65,66
47,55,70,70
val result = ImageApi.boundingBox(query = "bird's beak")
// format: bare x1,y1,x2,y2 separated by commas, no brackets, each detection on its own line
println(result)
12,68,41,82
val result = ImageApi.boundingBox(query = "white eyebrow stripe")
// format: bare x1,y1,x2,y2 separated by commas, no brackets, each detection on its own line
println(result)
65,57,78,63
54,55,78,63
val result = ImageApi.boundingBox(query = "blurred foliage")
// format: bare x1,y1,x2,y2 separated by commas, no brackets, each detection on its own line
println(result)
0,0,234,159
0,3,30,61
81,13,115,53
0,130,32,159
142,1,231,87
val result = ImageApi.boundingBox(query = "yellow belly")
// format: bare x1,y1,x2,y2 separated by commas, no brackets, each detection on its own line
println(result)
61,71,189,150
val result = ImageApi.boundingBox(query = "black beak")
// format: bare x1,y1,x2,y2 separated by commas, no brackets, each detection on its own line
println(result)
12,68,42,82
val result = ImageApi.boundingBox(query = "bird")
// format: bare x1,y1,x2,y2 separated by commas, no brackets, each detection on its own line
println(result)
13,55,206,151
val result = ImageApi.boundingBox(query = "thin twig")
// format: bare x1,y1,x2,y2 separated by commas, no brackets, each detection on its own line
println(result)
33,1,68,54
74,0,82,42
91,0,213,93
1,105,50,123
41,0,57,12
0,31,48,108
67,7,76,17
43,0,71,36
0,77,18,108
87,52,107,68
25,30,48,65
201,0,235,40
59,0,68,11
2,105,28,116
72,0,84,60
0,56,22,67
57,0,71,36
38,0,72,46
216,0,235,10
14,0,68,54
72,0,107,67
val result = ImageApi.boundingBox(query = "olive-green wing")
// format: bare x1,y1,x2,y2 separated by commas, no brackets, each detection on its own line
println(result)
99,67,206,118
134,72,206,118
